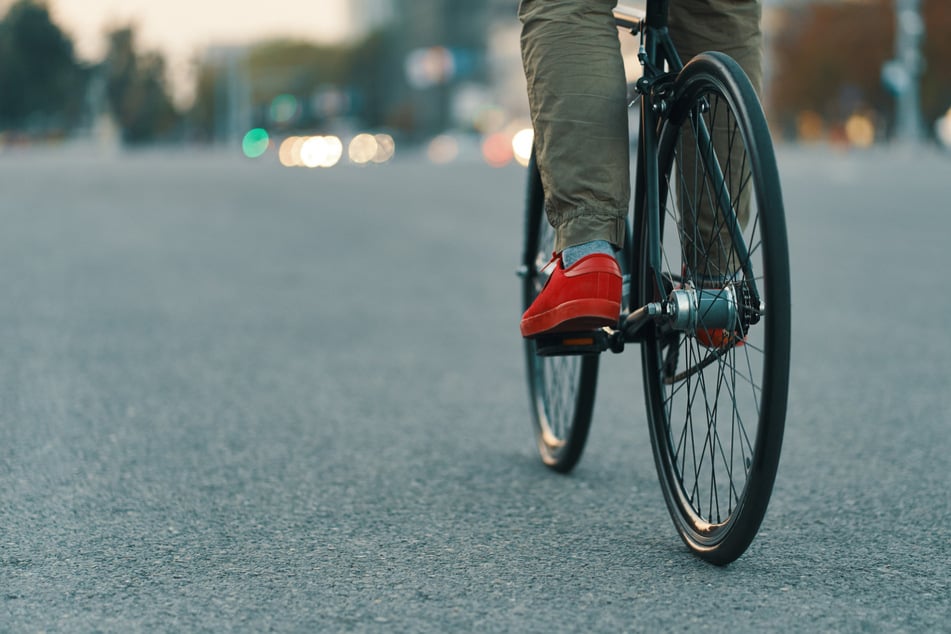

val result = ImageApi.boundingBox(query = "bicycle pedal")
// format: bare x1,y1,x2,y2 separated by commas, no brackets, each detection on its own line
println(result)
534,330,610,357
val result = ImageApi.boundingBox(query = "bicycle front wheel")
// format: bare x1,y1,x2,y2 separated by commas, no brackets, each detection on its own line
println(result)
639,52,791,564
522,152,598,473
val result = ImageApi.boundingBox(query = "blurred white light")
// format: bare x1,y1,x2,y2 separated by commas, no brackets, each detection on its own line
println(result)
427,134,458,164
512,128,534,167
325,136,344,167
349,133,379,164
937,108,951,150
301,135,343,168
372,134,395,163
291,137,307,166
405,47,455,89
300,137,321,168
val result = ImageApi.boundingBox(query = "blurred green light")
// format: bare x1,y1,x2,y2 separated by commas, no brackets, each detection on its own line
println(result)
270,94,299,125
242,128,270,158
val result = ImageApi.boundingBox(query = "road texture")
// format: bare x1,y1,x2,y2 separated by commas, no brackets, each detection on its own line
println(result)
1,145,949,631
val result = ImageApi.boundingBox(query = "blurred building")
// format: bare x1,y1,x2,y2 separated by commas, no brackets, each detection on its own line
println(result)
188,0,526,145
204,46,253,147
380,0,521,139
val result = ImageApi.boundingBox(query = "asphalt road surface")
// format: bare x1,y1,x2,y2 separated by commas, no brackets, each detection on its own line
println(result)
1,145,949,631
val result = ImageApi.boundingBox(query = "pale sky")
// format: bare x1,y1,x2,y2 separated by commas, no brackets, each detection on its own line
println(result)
38,0,367,104
49,0,355,60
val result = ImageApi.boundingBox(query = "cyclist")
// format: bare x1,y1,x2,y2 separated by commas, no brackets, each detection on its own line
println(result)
518,0,763,338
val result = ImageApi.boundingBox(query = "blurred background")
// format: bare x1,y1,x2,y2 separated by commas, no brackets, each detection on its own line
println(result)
2,2,949,628
0,0,948,162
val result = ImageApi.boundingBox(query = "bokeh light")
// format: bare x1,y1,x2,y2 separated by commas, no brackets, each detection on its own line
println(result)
427,134,458,164
405,46,455,88
372,134,395,163
279,136,301,167
270,94,299,125
482,132,512,167
511,128,534,167
844,113,875,148
473,105,507,135
935,108,951,150
796,110,824,142
349,133,378,164
242,128,270,158
275,133,395,168
301,135,343,168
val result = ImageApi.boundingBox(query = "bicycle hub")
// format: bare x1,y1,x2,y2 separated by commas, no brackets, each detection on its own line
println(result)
666,286,738,332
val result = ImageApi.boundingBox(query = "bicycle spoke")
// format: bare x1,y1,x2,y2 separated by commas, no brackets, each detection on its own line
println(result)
718,355,756,459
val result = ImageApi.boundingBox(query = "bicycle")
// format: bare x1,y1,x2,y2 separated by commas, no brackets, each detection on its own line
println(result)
518,0,790,565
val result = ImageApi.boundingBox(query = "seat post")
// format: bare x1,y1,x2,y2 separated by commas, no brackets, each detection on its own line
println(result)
645,0,669,29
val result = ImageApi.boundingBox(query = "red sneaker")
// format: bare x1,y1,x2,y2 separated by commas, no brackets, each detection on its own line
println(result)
695,327,745,350
521,253,622,338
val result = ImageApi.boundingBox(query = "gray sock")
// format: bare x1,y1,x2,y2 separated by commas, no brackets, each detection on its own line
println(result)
561,240,615,268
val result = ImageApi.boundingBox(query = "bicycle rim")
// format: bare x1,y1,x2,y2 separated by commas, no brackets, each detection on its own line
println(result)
640,53,791,563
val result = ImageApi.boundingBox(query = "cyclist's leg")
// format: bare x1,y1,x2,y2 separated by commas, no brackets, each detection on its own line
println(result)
669,0,763,93
669,0,763,278
518,0,630,337
519,0,629,254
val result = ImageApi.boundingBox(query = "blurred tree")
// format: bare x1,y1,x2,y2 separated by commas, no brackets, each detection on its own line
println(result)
103,26,180,144
0,0,86,133
247,39,350,103
770,0,951,140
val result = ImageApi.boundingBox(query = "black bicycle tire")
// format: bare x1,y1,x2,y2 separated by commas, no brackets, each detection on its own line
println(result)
639,52,791,564
522,151,599,473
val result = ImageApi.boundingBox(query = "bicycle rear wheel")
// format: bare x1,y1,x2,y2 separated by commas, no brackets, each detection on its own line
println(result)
639,52,791,564
521,152,598,473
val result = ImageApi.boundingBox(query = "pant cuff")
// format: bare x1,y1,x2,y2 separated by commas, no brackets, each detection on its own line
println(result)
552,210,626,253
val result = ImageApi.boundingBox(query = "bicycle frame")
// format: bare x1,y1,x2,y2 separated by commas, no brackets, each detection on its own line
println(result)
615,2,755,338
609,2,676,333
620,1,680,319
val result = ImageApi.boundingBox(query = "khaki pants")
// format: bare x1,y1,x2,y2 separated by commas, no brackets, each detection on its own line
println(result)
520,0,762,254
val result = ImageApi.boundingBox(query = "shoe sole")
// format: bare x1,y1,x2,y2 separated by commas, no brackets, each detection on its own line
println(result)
521,299,621,338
